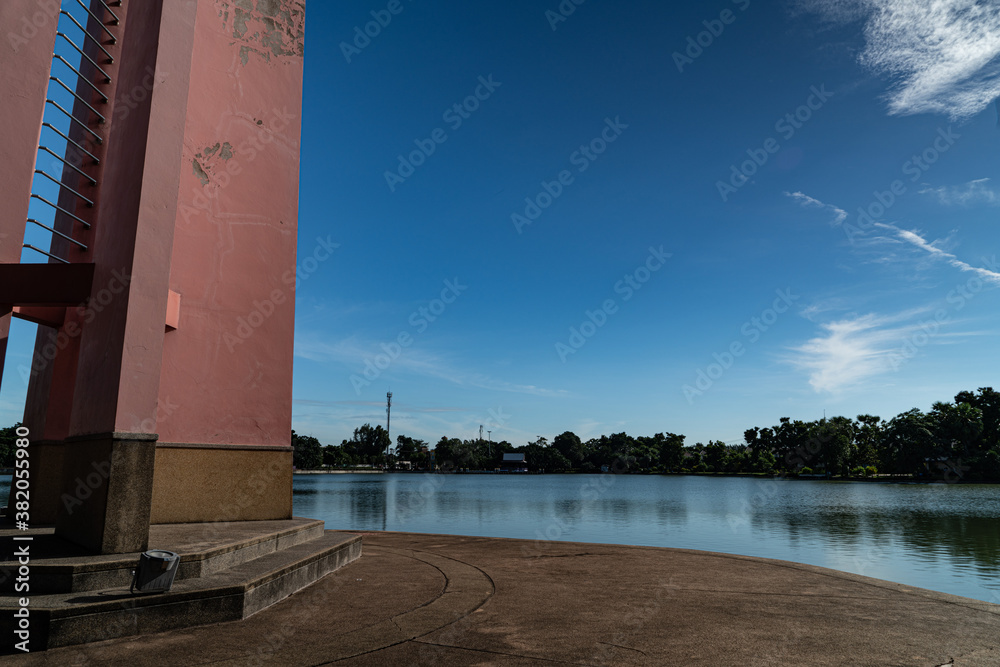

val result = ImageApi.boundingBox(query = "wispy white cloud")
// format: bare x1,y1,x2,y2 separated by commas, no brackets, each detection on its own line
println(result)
873,222,1000,284
800,297,855,321
919,178,1000,206
790,0,869,26
797,0,1000,119
293,398,467,413
785,191,848,225
786,309,939,392
294,333,570,398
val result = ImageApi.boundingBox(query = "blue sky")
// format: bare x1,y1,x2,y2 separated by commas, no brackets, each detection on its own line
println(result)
3,0,1000,447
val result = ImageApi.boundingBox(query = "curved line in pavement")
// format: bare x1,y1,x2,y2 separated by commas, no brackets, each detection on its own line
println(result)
320,546,495,664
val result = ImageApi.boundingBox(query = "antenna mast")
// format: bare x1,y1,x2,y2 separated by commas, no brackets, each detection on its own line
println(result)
386,391,392,460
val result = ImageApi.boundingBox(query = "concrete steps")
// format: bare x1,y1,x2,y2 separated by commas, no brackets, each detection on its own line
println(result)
1,518,328,595
0,519,361,651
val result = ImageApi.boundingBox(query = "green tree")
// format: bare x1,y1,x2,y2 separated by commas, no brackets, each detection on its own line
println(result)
704,440,727,471
523,440,570,472
395,435,429,468
881,409,936,475
854,414,883,469
955,387,1000,453
931,401,983,461
815,416,856,477
552,431,585,467
434,436,471,469
981,449,1000,480
724,445,748,473
344,424,391,465
291,430,323,469
656,432,686,471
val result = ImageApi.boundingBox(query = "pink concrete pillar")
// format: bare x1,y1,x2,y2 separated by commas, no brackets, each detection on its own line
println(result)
148,0,304,524
66,0,196,438
4,0,305,548
44,0,200,553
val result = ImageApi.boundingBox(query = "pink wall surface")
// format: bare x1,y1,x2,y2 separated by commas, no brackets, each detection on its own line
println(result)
154,0,305,447
5,0,303,449
67,0,198,437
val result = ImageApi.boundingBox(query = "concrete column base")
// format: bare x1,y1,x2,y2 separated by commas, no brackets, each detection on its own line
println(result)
54,433,157,554
150,444,292,524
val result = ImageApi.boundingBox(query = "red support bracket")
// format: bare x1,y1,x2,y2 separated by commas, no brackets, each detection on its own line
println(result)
0,263,95,307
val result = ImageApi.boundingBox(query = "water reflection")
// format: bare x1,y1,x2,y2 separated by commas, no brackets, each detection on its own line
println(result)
292,474,1000,603
0,475,993,602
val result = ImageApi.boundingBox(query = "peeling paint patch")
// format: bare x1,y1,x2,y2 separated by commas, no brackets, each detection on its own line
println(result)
215,0,305,67
192,159,210,186
193,142,236,185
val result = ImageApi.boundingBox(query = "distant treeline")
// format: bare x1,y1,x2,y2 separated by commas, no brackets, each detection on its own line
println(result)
289,388,1000,482
2,388,997,482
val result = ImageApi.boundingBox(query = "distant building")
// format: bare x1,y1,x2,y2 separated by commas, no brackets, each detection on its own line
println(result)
501,452,528,473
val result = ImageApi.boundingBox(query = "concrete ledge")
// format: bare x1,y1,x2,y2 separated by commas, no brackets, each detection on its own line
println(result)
0,530,361,651
0,518,326,594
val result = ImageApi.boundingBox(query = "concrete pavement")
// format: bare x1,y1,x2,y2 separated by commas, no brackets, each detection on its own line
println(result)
3,531,998,665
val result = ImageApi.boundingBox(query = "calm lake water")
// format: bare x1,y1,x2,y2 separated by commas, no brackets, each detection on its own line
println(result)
293,473,1000,604
3,473,995,603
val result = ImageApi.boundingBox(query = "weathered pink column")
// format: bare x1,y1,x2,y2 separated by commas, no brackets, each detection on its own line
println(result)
1,0,305,553
147,1,304,524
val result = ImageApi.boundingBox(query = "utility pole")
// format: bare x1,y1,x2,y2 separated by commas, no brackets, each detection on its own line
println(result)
386,391,392,461
479,424,483,441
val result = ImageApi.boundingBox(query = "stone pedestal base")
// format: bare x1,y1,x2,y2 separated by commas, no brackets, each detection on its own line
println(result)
54,432,157,554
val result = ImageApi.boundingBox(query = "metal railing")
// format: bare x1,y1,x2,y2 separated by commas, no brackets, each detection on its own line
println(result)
23,0,121,264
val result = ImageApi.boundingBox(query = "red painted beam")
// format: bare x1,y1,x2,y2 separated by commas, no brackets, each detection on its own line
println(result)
0,263,95,306
12,306,67,328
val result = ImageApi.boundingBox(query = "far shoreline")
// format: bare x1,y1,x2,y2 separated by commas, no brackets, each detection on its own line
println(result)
291,469,998,484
